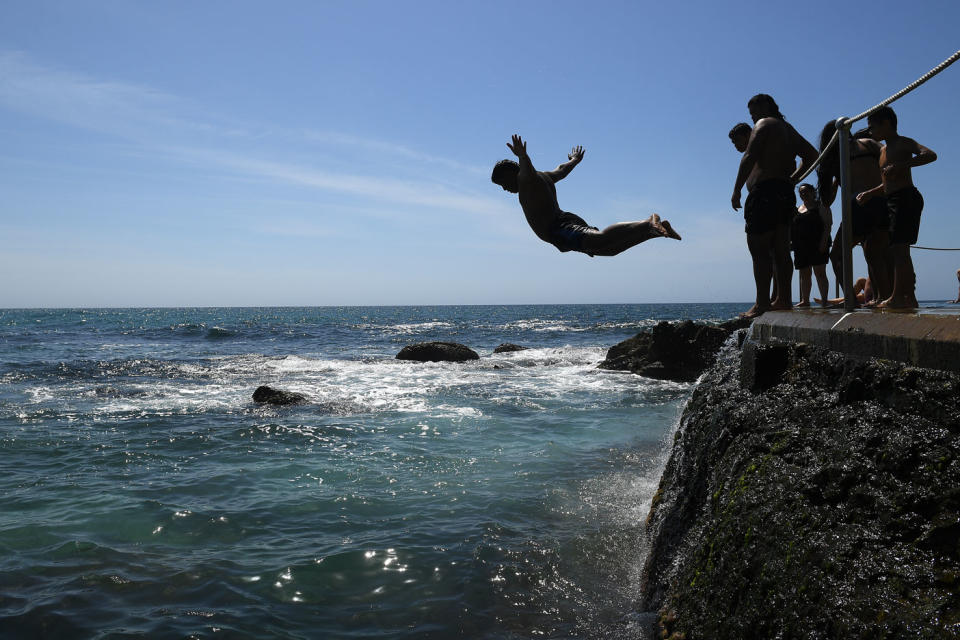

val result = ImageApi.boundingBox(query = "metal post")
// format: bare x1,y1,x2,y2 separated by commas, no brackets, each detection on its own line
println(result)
836,117,855,311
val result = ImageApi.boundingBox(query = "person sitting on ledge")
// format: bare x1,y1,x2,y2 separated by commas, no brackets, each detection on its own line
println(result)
816,276,874,307
491,134,681,257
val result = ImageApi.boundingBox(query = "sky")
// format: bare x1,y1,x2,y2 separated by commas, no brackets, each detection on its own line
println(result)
1,1,959,307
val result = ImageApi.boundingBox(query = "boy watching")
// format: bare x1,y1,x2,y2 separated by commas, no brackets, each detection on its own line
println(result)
856,106,937,308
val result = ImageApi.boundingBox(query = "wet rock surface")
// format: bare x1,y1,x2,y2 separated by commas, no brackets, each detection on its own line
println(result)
252,385,308,405
642,337,960,639
599,317,750,382
493,343,528,353
396,341,480,362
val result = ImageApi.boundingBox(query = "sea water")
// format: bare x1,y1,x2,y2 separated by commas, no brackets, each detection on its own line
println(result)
0,304,742,639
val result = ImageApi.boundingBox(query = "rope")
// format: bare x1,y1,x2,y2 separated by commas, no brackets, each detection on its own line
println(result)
792,47,960,184
844,48,960,126
795,129,837,183
912,246,960,251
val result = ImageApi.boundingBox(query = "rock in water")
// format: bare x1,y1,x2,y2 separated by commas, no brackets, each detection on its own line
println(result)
396,342,480,362
493,343,527,353
252,385,308,405
599,318,750,382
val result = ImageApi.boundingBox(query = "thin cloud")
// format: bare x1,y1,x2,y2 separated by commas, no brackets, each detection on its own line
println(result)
0,50,507,218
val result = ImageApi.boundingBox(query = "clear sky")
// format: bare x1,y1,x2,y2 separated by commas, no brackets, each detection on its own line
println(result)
2,1,959,307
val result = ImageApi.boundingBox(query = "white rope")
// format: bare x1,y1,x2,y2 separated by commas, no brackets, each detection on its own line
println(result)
795,129,837,184
793,47,960,184
844,48,960,126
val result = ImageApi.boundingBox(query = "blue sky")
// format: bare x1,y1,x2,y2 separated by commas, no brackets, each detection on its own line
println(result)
2,1,959,307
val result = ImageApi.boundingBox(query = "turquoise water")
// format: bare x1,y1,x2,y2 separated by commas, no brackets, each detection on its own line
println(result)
0,304,742,638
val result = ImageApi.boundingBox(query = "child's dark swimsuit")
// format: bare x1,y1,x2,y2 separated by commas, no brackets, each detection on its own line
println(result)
791,205,830,269
743,179,795,235
887,186,924,245
549,211,598,256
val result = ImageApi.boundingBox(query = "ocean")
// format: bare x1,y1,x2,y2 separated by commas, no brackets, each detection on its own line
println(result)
0,304,743,639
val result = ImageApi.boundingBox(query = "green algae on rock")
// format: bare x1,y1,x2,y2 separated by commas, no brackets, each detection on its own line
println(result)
641,336,960,639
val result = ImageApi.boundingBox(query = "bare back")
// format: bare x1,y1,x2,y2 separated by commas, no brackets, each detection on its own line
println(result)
748,117,809,183
517,170,562,241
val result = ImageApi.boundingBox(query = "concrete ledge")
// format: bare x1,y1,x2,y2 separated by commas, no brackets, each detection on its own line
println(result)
751,309,960,373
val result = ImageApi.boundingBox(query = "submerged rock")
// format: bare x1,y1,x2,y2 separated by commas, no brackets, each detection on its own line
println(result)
493,343,528,353
252,385,308,405
396,342,479,363
642,337,960,639
599,317,750,382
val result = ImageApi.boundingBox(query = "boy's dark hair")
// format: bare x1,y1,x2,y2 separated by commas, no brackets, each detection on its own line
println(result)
491,159,519,184
852,126,873,140
867,106,897,131
748,93,785,120
798,182,815,193
728,122,751,140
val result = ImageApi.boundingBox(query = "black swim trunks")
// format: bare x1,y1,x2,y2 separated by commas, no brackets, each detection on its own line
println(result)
744,179,795,235
887,186,923,245
791,207,830,269
550,211,599,256
849,194,888,238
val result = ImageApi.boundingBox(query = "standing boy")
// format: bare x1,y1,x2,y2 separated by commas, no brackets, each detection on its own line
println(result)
856,106,937,308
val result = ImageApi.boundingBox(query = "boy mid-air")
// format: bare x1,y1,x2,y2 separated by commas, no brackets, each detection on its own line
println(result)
856,106,937,308
491,134,680,257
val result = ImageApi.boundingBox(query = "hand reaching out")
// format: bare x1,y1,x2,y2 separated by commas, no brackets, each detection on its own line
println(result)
568,145,584,163
507,134,527,158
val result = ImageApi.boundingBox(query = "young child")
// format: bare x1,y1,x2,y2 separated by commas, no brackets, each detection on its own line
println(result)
856,106,937,308
792,183,832,307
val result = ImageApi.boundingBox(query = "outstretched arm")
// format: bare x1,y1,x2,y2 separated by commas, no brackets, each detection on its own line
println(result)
545,145,584,182
507,134,535,180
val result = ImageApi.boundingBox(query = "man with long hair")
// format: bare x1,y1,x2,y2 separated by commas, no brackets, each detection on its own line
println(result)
731,94,818,318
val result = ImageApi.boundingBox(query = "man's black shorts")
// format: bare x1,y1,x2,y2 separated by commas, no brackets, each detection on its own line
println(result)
550,211,599,255
887,186,923,245
744,179,795,235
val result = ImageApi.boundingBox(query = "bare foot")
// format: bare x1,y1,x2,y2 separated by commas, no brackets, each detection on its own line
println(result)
661,220,682,241
739,304,770,319
877,295,914,309
794,301,810,308
770,298,794,311
646,213,681,240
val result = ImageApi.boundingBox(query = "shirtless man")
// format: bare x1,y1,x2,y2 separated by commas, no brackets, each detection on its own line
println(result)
731,94,818,318
856,106,937,308
950,269,960,304
491,134,680,256
730,121,779,304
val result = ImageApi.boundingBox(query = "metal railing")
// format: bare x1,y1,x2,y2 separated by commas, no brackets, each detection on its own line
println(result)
794,47,960,310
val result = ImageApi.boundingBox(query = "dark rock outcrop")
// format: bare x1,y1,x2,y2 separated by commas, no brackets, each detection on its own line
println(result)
493,343,528,353
252,385,308,405
642,337,960,639
599,317,750,382
396,341,480,363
